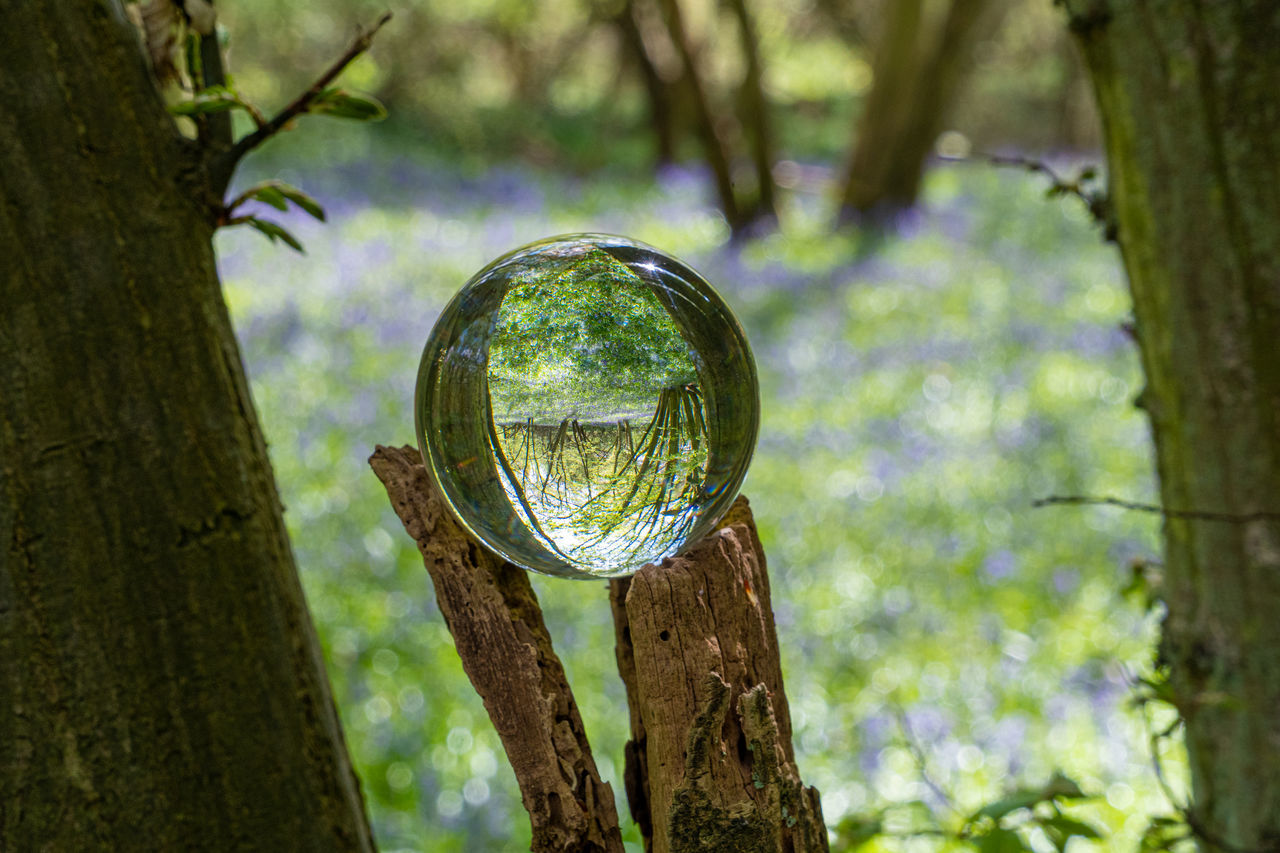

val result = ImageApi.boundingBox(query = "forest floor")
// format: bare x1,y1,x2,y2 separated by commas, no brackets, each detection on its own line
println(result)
216,155,1173,852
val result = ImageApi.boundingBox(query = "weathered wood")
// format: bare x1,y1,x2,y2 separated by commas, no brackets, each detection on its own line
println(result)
611,498,827,853
369,445,625,853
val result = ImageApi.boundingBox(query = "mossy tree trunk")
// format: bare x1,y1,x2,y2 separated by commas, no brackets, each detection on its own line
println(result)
0,2,373,849
1064,2,1280,848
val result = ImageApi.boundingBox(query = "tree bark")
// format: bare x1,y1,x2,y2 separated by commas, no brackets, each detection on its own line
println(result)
656,0,743,231
1064,1,1280,848
369,445,625,853
726,0,778,225
838,0,1005,223
613,0,679,166
0,2,372,850
611,498,827,853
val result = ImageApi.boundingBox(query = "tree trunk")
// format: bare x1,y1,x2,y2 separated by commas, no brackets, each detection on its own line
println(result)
613,0,679,166
838,0,1004,224
656,0,743,231
0,3,373,849
1065,2,1280,848
727,0,778,225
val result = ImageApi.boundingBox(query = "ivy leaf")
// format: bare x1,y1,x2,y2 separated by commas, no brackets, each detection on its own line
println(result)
311,87,387,121
977,827,1032,853
246,217,304,253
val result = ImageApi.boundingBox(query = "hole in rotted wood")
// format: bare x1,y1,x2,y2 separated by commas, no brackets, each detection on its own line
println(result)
659,630,670,641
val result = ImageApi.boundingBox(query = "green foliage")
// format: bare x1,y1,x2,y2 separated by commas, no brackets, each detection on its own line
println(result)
972,772,1086,821
1139,815,1194,851
245,217,304,252
240,180,327,220
217,159,1174,851
832,772,1098,852
311,86,388,121
168,84,254,117
488,247,697,421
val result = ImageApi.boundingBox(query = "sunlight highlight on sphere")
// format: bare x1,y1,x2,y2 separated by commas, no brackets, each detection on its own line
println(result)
415,234,758,579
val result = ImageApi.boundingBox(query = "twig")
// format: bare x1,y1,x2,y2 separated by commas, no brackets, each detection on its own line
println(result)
210,12,390,190
895,709,958,817
950,151,1115,239
1032,494,1280,524
1140,697,1268,853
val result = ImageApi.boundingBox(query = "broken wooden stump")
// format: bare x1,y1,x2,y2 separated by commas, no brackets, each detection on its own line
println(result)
611,498,827,853
370,444,826,852
369,445,624,853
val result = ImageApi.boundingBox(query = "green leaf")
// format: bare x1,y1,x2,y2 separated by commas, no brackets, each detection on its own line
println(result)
311,87,388,121
1041,814,1103,851
1139,815,1191,851
246,217,304,253
975,789,1047,822
1041,771,1088,800
973,773,1089,822
276,184,326,221
248,185,289,212
242,181,325,221
833,814,882,851
169,85,244,117
1135,674,1179,707
977,827,1032,853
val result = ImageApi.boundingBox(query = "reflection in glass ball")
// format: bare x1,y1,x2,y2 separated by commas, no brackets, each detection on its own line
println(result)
415,234,758,579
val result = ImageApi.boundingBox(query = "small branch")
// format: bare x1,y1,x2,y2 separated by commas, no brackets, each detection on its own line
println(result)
1032,494,1280,524
949,151,1116,239
369,445,624,853
895,709,957,817
209,12,390,191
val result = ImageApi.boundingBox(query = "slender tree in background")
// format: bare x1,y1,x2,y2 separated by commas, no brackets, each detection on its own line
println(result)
610,0,681,165
837,0,1010,224
649,0,778,235
1063,1,1280,848
0,2,378,848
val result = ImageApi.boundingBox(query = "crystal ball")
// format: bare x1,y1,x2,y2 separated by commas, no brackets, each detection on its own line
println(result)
415,234,758,579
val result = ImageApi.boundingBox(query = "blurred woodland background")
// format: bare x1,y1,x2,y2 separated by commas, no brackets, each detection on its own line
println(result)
213,0,1158,849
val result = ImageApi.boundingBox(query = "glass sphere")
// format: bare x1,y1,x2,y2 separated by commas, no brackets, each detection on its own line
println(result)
415,234,758,579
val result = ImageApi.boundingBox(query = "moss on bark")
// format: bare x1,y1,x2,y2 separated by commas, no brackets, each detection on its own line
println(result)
0,3,373,848
1066,1,1280,847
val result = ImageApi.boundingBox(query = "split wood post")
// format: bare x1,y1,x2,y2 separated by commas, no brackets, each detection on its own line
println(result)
369,445,624,853
370,444,827,852
611,497,827,853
